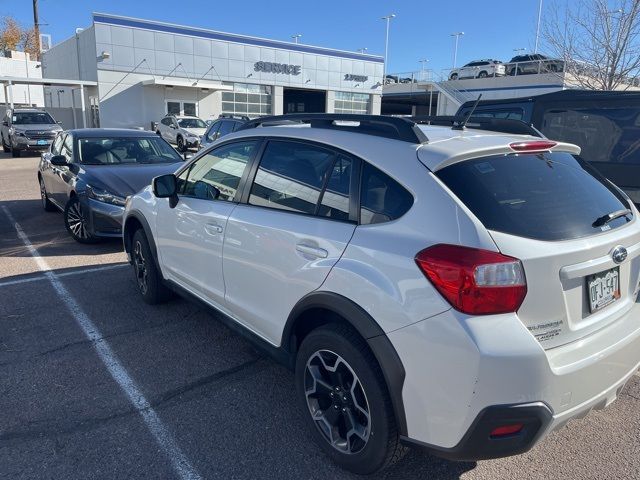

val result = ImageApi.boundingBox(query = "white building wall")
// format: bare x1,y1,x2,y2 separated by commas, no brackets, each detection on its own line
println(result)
0,53,45,107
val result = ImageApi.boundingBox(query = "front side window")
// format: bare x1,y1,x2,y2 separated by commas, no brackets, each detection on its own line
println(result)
206,121,221,142
182,140,257,202
77,137,182,165
51,134,64,156
437,152,632,241
360,163,413,225
161,117,172,126
62,134,73,161
249,141,336,215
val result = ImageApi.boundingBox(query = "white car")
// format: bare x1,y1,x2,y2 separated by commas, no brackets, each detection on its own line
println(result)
123,114,640,474
449,59,506,80
156,115,207,151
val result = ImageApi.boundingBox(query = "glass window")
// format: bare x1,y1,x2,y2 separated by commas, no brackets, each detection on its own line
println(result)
360,163,413,225
217,121,235,139
334,92,370,114
77,136,183,165
62,134,73,161
318,155,353,221
177,118,206,129
221,82,272,119
183,140,257,202
51,134,64,156
249,141,336,215
469,108,525,121
206,121,221,142
183,102,197,116
436,152,632,241
167,102,180,115
161,117,172,126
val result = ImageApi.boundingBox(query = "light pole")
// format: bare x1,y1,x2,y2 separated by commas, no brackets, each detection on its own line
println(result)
513,48,526,54
534,0,543,53
381,14,396,80
291,34,302,44
357,47,368,54
418,58,429,81
450,32,464,68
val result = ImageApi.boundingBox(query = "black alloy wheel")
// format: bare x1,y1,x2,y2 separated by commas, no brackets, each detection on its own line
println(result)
130,229,173,304
176,135,185,152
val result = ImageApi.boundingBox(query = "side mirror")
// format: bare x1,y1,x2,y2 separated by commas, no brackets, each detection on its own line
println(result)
56,121,63,125
183,152,193,160
152,174,179,208
50,155,68,166
169,124,177,129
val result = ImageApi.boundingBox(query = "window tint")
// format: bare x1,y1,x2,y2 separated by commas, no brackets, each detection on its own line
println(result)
62,134,73,161
318,155,353,221
206,122,221,141
161,118,172,126
436,152,631,241
360,163,413,224
468,108,525,121
249,141,335,215
217,121,235,138
51,134,64,155
182,140,257,201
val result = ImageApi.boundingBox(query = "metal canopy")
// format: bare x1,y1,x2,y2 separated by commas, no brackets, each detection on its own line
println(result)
140,78,233,90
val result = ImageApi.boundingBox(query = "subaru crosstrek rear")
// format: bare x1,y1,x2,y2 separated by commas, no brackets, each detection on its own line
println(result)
122,114,640,474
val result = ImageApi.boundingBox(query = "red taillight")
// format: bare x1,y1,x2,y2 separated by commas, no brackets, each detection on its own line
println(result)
490,423,524,438
509,140,557,152
415,244,527,315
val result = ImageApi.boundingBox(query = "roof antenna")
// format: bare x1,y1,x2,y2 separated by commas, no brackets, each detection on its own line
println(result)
453,93,482,130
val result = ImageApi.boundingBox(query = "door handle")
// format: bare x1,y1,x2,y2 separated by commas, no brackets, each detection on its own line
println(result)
204,223,224,235
296,243,328,259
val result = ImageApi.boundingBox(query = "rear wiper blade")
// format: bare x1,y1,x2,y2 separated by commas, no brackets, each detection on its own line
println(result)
592,209,632,227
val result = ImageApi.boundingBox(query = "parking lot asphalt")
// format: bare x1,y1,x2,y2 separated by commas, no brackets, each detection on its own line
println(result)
1,152,639,480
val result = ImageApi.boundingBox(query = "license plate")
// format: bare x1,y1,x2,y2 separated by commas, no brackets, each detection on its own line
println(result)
37,140,48,145
587,267,620,313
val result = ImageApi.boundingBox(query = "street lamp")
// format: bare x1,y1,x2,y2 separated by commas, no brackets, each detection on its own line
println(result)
381,14,396,79
291,34,302,44
450,32,464,68
534,0,543,53
513,48,527,54
357,47,368,54
418,58,429,81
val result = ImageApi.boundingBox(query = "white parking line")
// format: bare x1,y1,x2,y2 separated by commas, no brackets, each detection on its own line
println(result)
1,206,201,480
0,264,129,288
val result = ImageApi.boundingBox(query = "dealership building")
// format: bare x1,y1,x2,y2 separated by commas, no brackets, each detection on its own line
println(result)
41,13,384,129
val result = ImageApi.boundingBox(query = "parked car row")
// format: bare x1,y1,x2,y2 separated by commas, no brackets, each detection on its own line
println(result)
27,112,640,475
449,54,564,80
1,107,62,157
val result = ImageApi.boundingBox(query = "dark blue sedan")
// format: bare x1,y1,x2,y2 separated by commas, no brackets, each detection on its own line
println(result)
38,129,183,243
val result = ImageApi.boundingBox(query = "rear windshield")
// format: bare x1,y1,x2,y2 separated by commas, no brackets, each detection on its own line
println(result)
437,152,632,241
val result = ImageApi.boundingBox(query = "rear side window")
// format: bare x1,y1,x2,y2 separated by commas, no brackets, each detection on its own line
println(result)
249,141,335,215
217,121,235,138
360,163,413,225
437,152,632,241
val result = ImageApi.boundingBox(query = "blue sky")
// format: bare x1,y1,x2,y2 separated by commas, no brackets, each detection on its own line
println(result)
3,0,547,73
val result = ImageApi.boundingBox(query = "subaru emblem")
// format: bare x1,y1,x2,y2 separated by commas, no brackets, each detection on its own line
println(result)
611,245,628,264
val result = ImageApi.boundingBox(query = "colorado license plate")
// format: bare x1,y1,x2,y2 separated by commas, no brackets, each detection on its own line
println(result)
587,267,620,313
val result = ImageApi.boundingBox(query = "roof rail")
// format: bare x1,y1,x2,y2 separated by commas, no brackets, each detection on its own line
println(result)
237,113,429,143
219,113,250,121
411,115,544,138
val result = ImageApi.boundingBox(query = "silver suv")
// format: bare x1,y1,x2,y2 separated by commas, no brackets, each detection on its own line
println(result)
156,115,207,152
123,114,640,474
1,108,62,157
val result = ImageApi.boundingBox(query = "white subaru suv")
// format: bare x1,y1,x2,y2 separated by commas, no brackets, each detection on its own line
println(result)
122,114,640,474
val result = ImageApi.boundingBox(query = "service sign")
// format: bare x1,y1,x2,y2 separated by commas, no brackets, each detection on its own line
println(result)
254,61,301,75
344,74,368,82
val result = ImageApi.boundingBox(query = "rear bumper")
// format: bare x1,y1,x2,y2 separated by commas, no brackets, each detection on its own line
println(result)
388,299,640,458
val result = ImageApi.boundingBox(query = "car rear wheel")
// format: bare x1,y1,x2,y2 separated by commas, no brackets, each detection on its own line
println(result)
449,73,458,80
295,324,406,474
176,135,185,152
131,228,173,304
64,197,99,244
478,71,488,78
39,176,57,212
11,146,21,157
2,136,9,153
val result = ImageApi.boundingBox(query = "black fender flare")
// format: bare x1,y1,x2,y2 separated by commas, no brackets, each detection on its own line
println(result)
123,210,161,273
283,291,408,436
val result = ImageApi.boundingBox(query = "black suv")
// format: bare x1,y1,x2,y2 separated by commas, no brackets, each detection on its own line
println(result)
457,90,640,205
508,54,564,76
199,114,249,150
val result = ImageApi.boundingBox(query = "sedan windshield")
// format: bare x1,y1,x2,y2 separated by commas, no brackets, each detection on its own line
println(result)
178,118,206,129
78,137,183,165
13,112,55,124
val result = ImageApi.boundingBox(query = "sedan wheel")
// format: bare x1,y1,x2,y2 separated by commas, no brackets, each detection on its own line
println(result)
177,136,185,152
64,197,99,244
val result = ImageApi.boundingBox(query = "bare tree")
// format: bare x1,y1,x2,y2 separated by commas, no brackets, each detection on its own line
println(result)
543,0,640,90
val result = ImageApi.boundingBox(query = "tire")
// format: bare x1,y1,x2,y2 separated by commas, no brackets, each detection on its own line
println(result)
478,71,488,78
131,228,173,304
176,135,185,152
11,146,21,158
510,67,521,76
39,176,57,212
2,136,9,153
449,73,458,80
64,196,99,244
295,324,406,474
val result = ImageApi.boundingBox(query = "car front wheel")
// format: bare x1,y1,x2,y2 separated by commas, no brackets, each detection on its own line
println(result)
176,135,185,152
64,197,99,244
131,228,173,304
295,324,406,474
